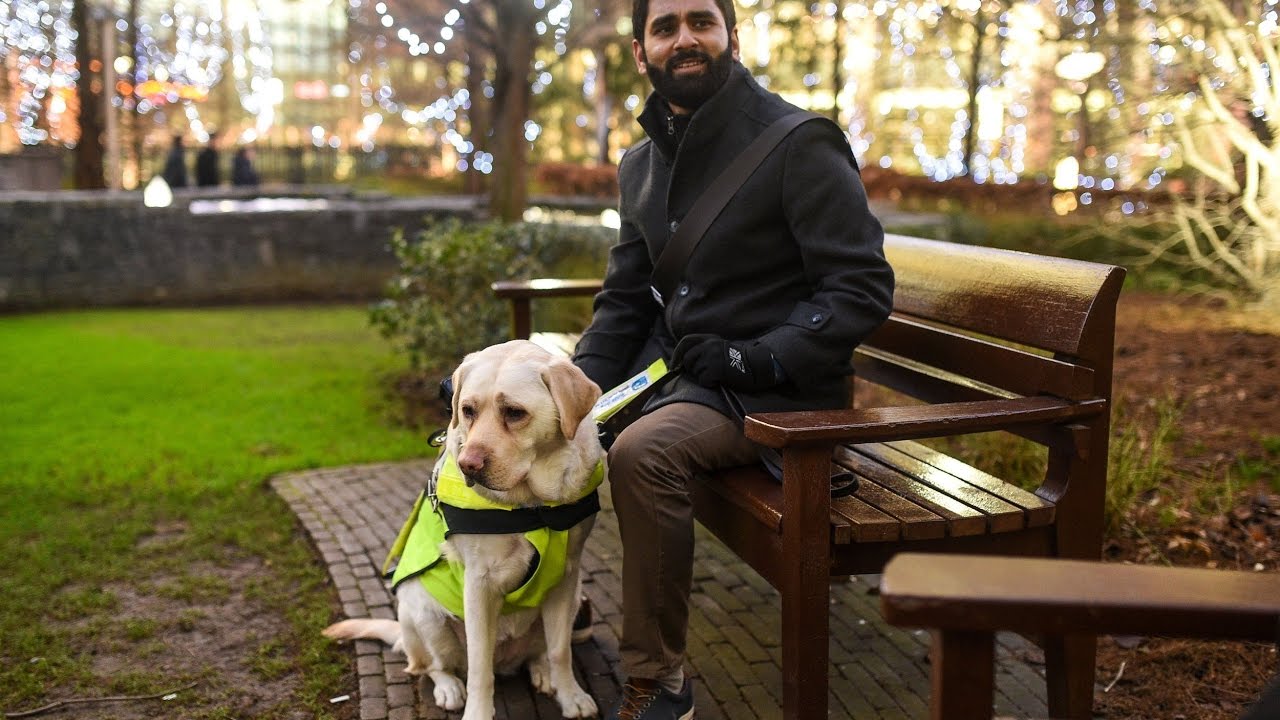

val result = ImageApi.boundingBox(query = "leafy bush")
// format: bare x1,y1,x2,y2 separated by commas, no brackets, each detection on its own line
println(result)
369,219,614,372
370,219,541,372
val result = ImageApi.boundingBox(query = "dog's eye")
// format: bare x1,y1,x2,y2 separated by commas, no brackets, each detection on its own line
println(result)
503,407,528,423
461,405,476,421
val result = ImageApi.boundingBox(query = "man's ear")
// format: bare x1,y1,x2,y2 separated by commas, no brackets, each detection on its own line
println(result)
730,26,740,61
633,38,647,74
541,357,602,441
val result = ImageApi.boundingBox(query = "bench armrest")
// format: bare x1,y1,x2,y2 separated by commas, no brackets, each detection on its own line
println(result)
491,279,602,340
881,552,1280,643
744,396,1106,448
491,279,603,299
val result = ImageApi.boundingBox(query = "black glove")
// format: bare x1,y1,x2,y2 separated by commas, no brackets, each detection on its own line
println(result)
672,333,778,392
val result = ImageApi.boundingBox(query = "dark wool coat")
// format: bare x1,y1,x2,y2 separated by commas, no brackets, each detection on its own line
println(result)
573,62,894,417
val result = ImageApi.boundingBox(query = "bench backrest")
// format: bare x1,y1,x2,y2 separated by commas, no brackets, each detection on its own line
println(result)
857,234,1126,409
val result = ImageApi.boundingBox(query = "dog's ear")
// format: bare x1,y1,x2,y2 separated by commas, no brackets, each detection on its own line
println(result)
541,357,601,440
448,359,472,430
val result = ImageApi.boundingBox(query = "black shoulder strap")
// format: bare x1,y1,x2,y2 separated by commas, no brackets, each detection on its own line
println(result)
650,111,826,305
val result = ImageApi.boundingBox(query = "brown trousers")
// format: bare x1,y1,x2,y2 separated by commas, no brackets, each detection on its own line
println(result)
608,402,760,681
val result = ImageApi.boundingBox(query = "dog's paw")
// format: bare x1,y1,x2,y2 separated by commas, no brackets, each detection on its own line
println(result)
528,655,553,694
431,673,466,711
556,686,599,718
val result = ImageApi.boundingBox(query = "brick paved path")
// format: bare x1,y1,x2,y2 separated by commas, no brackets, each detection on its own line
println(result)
273,461,1050,719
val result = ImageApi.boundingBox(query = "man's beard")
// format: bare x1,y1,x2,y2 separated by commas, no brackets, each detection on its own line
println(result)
646,47,734,112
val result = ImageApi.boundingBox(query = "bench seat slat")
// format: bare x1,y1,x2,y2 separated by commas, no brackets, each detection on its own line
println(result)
694,467,868,546
834,446,988,537
831,495,903,542
853,443,1027,533
702,465,783,531
841,478,946,541
882,440,1056,526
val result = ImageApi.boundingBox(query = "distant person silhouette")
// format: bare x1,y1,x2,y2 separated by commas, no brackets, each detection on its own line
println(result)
231,147,260,187
195,133,221,187
161,134,187,188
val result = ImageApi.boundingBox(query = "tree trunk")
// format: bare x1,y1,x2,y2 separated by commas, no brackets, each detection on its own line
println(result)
72,0,106,189
962,7,986,177
464,43,489,196
129,0,144,187
487,5,538,222
831,0,846,124
592,45,611,165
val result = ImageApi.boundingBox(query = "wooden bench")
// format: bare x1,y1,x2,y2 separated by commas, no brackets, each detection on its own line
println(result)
880,553,1280,719
493,233,1126,720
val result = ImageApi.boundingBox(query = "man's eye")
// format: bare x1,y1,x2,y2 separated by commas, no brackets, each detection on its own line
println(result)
503,407,528,423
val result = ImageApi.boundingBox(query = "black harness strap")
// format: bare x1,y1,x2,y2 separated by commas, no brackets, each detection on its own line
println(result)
438,490,602,538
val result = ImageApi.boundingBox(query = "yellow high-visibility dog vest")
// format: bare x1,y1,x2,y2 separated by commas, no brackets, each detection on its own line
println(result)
383,454,604,619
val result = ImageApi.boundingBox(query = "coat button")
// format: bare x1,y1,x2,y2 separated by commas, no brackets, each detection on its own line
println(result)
669,220,679,233
678,284,690,296
810,313,823,324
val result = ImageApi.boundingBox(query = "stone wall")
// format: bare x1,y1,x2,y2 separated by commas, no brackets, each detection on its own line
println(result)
0,148,65,191
0,188,485,310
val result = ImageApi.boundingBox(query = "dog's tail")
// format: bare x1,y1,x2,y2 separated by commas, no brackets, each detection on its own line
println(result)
323,619,403,650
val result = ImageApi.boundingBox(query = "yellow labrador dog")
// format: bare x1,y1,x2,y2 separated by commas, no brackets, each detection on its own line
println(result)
325,340,603,719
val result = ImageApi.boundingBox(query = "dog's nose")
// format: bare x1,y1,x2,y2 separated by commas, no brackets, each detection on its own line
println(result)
457,449,486,478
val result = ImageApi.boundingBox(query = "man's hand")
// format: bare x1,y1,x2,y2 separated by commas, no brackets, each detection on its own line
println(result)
672,333,778,391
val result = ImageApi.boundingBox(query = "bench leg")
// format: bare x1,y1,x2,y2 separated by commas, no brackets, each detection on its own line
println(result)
509,297,532,340
780,448,833,720
930,629,995,720
781,578,828,720
1044,633,1096,719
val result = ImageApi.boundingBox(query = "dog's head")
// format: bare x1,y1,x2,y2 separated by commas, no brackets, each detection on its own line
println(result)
447,340,603,506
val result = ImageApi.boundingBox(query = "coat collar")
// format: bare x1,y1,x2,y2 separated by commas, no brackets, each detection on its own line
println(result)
637,61,757,163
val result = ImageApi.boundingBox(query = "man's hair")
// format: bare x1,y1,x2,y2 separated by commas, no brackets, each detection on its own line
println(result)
632,0,737,44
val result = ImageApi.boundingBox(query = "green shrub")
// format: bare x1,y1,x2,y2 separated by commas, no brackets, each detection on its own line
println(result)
369,219,614,372
370,219,538,372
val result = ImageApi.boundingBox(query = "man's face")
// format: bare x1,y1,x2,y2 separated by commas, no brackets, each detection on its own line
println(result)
633,0,740,115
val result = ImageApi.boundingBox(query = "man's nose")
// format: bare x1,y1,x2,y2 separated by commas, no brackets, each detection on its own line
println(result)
673,22,698,50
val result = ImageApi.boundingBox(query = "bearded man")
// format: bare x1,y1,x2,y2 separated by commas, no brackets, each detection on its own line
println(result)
572,2,894,717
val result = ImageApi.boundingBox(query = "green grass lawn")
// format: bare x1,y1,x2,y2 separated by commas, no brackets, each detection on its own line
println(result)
0,306,432,718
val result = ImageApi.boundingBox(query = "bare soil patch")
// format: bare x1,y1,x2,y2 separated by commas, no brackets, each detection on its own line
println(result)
1094,291,1280,720
31,543,320,720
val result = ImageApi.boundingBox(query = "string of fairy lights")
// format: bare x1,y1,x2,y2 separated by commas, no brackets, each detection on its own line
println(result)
349,0,574,172
0,0,272,150
0,0,1275,198
1,0,77,146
